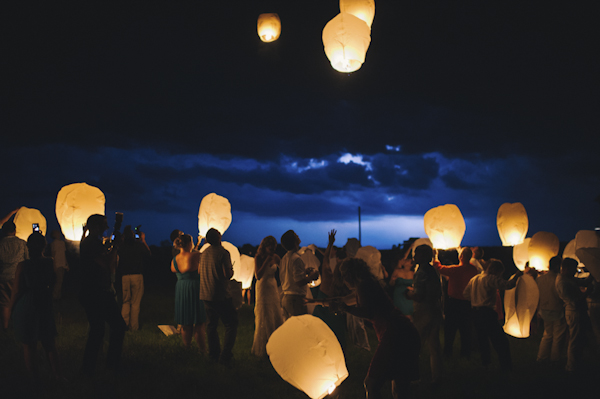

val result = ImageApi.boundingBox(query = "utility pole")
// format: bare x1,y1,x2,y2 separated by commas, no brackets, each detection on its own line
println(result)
358,206,362,245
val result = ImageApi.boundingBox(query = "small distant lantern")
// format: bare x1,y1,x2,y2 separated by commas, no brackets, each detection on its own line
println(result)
355,246,385,280
339,0,375,28
198,193,232,238
200,241,241,282
267,315,349,399
496,202,528,246
239,254,255,289
257,13,281,42
14,207,47,241
513,237,531,271
322,12,371,73
503,273,539,338
423,204,466,250
56,183,105,241
528,231,559,271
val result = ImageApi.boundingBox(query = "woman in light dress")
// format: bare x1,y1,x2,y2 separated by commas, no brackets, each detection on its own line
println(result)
251,236,283,357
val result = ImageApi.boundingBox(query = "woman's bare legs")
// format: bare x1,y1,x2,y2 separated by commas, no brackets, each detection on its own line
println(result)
194,323,207,354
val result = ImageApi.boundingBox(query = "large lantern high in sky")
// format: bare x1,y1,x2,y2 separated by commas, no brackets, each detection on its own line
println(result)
339,0,375,28
14,207,47,241
513,237,531,271
56,183,105,241
197,193,232,238
267,315,348,399
257,13,281,42
528,231,559,271
423,204,466,250
496,202,528,246
503,274,539,338
322,12,371,73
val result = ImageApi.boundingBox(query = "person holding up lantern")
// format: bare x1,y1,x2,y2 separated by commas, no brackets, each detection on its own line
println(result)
0,219,29,330
536,256,567,363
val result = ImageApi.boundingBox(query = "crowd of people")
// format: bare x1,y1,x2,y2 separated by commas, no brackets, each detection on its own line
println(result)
1,208,600,399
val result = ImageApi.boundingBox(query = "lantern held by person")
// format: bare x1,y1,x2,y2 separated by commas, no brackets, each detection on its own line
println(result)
300,246,321,287
198,193,232,238
55,183,105,241
200,240,241,283
528,231,559,271
239,254,255,290
513,238,531,271
322,12,371,73
267,315,348,399
355,246,385,280
257,13,281,42
576,247,600,282
423,204,466,250
339,0,375,28
503,273,539,338
496,202,528,246
14,207,47,240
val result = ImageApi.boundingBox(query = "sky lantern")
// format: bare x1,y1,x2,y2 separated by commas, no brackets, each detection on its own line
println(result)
55,182,105,241
300,246,321,287
197,193,232,238
513,237,531,271
503,273,539,338
322,12,371,73
528,231,559,271
423,204,466,250
257,13,281,42
574,230,600,249
496,202,528,246
14,207,47,240
355,246,385,280
238,254,255,289
266,315,348,399
339,0,375,28
576,247,600,281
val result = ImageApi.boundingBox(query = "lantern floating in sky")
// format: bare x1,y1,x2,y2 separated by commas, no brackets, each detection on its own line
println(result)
503,273,539,338
513,237,531,271
528,231,559,271
14,207,47,241
423,204,466,250
238,254,255,290
322,12,371,73
257,13,281,42
496,202,528,246
339,0,375,28
267,315,348,399
198,193,232,238
56,183,105,241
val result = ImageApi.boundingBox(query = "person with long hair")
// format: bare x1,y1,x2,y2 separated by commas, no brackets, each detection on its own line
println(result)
251,235,283,357
171,234,207,352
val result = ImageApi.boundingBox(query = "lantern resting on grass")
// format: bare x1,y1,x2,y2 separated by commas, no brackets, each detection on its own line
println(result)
503,273,539,338
496,202,528,246
55,182,105,241
14,207,47,241
423,204,466,250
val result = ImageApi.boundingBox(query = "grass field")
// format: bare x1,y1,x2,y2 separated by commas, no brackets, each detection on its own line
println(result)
1,282,599,399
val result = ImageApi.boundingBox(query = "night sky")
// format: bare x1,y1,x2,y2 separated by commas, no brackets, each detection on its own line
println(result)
2,1,599,249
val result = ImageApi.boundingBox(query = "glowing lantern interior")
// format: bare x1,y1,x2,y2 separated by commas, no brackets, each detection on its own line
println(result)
299,246,321,287
200,241,241,283
322,12,371,73
197,193,232,238
528,231,559,271
239,254,255,289
496,202,528,246
576,247,600,281
423,204,466,250
512,237,531,271
503,274,539,338
55,183,105,241
14,207,47,241
355,245,384,279
339,0,375,28
257,13,281,42
267,315,348,399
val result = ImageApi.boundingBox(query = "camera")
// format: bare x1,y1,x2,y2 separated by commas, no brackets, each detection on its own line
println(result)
32,223,40,233
134,225,142,239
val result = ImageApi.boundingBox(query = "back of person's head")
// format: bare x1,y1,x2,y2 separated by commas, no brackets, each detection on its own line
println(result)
1,221,16,235
259,235,277,253
414,244,433,263
174,233,193,249
170,229,182,243
281,230,298,251
206,228,221,246
561,258,578,275
486,259,505,276
472,246,484,260
27,231,46,258
339,257,373,286
86,214,106,232
549,256,562,273
51,230,63,240
460,247,473,262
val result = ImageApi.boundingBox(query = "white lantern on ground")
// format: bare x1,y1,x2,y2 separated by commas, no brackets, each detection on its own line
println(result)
14,207,47,240
339,0,375,28
513,237,531,271
503,274,539,338
239,254,255,289
528,232,559,271
496,202,528,246
267,315,348,399
257,13,281,42
355,246,385,280
423,204,466,250
322,12,371,73
198,193,232,238
56,183,105,241
200,241,241,282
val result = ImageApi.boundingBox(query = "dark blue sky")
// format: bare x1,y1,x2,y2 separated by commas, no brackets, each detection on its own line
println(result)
2,1,598,248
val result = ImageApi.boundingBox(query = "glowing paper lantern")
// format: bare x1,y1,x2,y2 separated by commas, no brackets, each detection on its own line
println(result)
355,246,385,280
513,237,531,271
322,12,371,73
576,247,600,281
56,183,105,241
496,202,528,246
239,254,255,289
423,204,466,250
198,193,232,238
267,315,348,399
14,207,47,240
503,274,539,338
339,0,375,28
574,230,600,249
257,13,281,42
200,241,241,282
528,232,559,271
300,246,321,287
